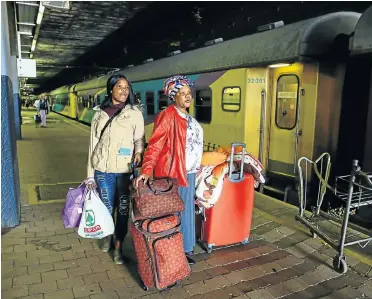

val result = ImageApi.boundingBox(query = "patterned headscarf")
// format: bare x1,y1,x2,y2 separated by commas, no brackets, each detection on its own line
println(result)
163,75,194,100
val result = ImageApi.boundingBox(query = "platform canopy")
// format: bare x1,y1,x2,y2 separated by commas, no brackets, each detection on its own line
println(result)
349,5,372,56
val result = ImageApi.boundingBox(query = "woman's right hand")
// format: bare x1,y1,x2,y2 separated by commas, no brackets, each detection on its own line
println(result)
84,177,97,190
134,174,149,188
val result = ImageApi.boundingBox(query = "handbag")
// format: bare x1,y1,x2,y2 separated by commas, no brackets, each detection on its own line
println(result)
134,178,184,218
62,182,87,228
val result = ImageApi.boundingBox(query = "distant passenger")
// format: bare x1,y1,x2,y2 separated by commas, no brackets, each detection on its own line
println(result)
135,75,204,265
37,94,49,128
85,74,145,264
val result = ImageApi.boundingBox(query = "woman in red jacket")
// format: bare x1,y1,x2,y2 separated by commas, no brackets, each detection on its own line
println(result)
135,75,203,265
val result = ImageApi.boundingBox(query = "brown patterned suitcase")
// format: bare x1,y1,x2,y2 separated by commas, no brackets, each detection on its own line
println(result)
129,212,191,291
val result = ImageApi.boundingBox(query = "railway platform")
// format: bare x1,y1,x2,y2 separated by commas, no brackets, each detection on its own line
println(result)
2,109,372,299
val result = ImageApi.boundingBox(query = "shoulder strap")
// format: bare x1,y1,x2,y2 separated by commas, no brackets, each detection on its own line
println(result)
98,107,124,141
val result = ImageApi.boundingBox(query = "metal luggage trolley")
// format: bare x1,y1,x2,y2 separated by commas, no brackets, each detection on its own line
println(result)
296,153,372,274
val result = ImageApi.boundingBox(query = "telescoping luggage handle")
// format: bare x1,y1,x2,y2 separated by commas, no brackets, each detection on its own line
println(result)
228,142,246,183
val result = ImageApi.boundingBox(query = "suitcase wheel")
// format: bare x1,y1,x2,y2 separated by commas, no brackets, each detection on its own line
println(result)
241,238,249,245
160,281,179,292
140,279,149,291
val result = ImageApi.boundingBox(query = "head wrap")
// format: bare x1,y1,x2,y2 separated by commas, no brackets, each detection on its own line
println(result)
163,75,194,100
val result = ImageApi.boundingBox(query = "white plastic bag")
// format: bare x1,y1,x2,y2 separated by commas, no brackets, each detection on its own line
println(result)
78,189,115,239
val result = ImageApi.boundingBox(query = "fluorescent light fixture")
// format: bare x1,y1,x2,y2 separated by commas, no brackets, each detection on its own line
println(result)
167,50,181,57
269,63,291,68
36,4,45,24
31,40,36,51
204,37,223,46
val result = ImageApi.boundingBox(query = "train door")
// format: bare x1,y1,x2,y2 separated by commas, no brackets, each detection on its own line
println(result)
267,67,301,179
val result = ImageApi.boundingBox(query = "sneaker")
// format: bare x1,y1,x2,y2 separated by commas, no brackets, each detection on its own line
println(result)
101,235,112,253
113,248,124,265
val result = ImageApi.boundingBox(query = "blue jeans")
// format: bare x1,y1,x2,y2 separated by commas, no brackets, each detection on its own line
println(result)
94,170,131,243
178,173,196,253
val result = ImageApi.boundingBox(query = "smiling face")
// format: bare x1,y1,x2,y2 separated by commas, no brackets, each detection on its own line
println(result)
111,78,130,105
174,85,192,112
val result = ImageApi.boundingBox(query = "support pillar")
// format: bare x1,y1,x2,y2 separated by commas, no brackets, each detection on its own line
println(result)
1,1,21,228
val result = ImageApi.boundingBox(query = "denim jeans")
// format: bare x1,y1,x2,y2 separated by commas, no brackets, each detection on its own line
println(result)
178,173,196,253
94,170,131,243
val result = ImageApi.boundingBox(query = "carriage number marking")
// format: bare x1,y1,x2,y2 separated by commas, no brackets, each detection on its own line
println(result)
248,78,266,84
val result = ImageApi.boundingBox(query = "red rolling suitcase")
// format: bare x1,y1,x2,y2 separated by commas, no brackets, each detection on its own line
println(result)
200,143,255,253
129,210,191,291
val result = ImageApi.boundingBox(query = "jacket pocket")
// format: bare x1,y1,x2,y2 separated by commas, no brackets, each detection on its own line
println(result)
116,152,132,170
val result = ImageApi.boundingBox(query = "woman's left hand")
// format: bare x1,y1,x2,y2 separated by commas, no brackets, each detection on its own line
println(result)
134,153,142,166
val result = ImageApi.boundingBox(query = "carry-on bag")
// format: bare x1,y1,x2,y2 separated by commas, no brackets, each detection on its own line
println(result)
129,210,191,291
199,142,255,253
34,114,41,123
62,182,87,228
134,178,184,218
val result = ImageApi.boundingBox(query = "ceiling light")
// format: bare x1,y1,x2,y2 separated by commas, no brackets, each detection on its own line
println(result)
204,37,223,46
31,40,36,51
269,63,291,68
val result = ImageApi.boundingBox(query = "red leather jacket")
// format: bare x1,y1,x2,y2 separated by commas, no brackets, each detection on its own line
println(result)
141,105,188,186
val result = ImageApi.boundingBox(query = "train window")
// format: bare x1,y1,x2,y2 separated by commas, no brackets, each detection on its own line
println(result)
88,95,93,108
82,96,88,108
275,74,299,130
158,90,169,111
222,87,241,112
61,97,69,106
135,92,141,105
195,89,212,123
146,92,155,115
94,95,100,106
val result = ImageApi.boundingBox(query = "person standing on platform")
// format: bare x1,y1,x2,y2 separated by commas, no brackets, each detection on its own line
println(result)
38,94,49,128
135,75,203,265
85,74,145,265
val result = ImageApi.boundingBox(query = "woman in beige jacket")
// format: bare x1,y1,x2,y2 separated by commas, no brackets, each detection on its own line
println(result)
86,74,145,264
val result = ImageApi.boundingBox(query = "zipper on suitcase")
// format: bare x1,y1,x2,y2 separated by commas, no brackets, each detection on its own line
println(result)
142,234,157,288
151,231,179,284
146,214,180,232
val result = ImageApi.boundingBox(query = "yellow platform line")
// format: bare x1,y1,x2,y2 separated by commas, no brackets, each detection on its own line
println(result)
254,192,372,267
63,118,90,134
27,182,81,205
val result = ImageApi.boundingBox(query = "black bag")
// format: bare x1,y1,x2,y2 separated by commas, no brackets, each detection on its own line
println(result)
34,114,41,123
40,100,47,110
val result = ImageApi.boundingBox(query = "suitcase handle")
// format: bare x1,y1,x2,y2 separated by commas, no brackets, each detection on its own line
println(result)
228,143,246,183
148,179,174,195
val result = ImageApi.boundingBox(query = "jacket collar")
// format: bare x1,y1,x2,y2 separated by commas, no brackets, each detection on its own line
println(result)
93,104,136,112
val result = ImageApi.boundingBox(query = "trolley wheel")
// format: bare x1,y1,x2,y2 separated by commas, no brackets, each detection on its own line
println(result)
241,237,249,245
140,279,149,291
333,256,348,274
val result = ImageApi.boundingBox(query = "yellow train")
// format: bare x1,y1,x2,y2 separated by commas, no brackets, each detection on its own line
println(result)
47,8,372,211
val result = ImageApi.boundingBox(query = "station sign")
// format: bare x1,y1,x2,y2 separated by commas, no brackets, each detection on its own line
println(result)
17,59,37,78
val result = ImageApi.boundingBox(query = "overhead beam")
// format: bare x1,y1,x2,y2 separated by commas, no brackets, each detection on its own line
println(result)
16,2,39,7
17,22,36,26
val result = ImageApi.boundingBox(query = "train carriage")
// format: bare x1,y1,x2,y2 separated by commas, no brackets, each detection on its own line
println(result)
48,10,372,212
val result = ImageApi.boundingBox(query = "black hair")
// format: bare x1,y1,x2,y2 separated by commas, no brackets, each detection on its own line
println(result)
100,74,135,110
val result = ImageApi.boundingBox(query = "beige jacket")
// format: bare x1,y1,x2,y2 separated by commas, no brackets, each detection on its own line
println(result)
87,105,145,178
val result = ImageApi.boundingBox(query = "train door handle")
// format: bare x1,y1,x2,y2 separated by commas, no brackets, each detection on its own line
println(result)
294,129,302,137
